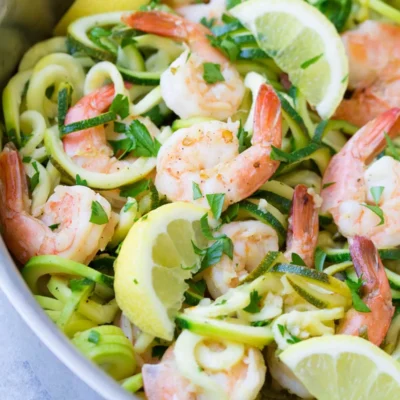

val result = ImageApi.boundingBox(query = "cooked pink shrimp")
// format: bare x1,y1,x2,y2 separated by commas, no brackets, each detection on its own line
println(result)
284,184,320,268
205,220,280,298
63,83,160,173
0,144,116,265
335,21,400,126
122,11,245,120
338,236,394,346
155,83,282,210
321,108,400,248
142,345,266,400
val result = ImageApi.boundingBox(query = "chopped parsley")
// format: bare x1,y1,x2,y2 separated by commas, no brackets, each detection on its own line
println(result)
90,201,109,225
123,201,136,213
370,186,384,205
127,120,161,157
48,223,60,231
203,62,225,84
200,17,216,29
237,122,251,153
362,204,384,226
109,94,130,119
88,330,101,345
322,182,335,189
346,276,371,313
243,290,262,313
120,178,150,198
385,133,400,161
76,174,88,187
206,193,225,220
291,253,307,267
192,182,203,200
314,247,327,272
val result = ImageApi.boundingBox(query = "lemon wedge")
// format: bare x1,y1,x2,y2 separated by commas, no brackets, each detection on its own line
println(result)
114,202,207,341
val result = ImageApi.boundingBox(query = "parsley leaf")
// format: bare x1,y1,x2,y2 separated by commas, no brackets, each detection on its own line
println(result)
215,299,227,306
300,53,324,69
114,121,127,133
28,161,40,192
370,186,384,205
48,223,60,231
221,203,239,223
88,330,101,344
76,174,88,186
193,182,203,200
385,132,400,161
291,253,307,267
250,320,270,327
200,214,216,240
110,94,130,119
243,290,262,313
90,201,109,225
278,324,285,336
226,0,241,9
237,122,251,153
203,62,225,84
127,120,161,157
200,17,216,28
322,182,335,189
108,137,135,159
345,276,371,313
22,156,32,163
362,204,384,226
120,178,150,198
206,193,225,220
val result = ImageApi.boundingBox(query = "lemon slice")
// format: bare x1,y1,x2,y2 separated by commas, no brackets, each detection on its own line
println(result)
54,0,150,35
114,202,207,341
280,335,400,400
230,0,348,119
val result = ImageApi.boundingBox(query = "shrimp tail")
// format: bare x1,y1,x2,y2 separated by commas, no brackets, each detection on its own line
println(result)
0,143,30,216
284,184,319,268
352,107,400,164
338,235,394,346
122,11,209,41
351,236,392,304
253,83,282,149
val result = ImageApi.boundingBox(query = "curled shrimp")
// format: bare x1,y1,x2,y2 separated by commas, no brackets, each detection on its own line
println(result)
63,83,160,173
0,144,117,265
284,184,319,268
142,342,266,400
335,21,400,126
338,235,394,346
122,11,245,120
321,108,400,248
205,184,319,298
204,220,279,298
155,83,282,210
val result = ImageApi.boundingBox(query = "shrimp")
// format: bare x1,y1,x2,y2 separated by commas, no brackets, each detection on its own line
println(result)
155,83,282,210
142,344,266,400
204,221,279,299
337,235,394,346
0,143,116,265
335,21,400,127
63,83,160,173
205,184,319,298
284,184,319,268
122,11,245,120
176,0,226,25
321,108,400,248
